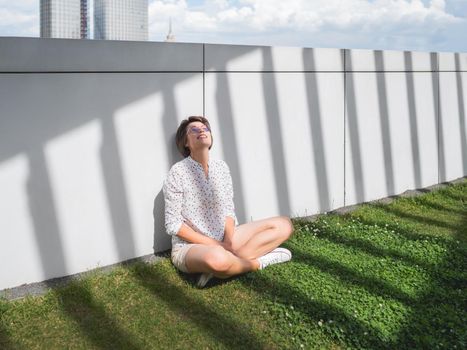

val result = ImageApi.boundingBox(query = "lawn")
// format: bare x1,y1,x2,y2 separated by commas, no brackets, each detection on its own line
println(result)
1,180,466,349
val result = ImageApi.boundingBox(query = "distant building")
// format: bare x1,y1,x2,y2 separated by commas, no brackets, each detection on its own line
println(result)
165,18,176,42
94,0,148,41
40,0,88,39
165,18,176,43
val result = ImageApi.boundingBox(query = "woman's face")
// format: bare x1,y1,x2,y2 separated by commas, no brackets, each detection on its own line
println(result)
185,121,212,153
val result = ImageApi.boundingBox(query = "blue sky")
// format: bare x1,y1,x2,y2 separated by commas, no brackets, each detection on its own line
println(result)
1,0,466,52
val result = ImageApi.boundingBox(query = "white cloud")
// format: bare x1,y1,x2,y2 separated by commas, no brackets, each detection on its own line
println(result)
148,0,465,51
0,8,35,26
0,1,38,37
0,0,465,52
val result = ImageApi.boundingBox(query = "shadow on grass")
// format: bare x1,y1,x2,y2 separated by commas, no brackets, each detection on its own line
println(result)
238,266,393,349
0,324,15,350
128,263,267,349
0,299,20,349
382,227,467,347
413,196,465,215
347,197,467,348
307,226,437,270
53,281,141,350
369,203,459,231
288,244,416,305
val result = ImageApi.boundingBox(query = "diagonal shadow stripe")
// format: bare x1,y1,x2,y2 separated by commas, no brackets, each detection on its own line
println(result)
129,264,266,349
239,268,393,349
288,245,416,305
388,233,466,347
412,196,465,215
54,281,142,350
304,226,437,270
0,320,16,350
370,203,460,231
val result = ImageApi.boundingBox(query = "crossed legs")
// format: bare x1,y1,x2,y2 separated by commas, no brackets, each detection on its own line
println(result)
184,216,294,279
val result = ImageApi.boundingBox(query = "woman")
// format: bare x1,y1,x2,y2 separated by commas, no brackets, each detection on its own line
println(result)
163,116,294,288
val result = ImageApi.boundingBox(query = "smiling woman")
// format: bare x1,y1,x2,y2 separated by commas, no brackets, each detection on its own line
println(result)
163,116,294,288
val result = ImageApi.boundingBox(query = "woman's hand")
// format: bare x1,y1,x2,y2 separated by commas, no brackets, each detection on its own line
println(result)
221,239,234,253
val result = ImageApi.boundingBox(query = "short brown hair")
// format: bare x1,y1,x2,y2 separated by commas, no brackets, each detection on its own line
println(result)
175,116,213,157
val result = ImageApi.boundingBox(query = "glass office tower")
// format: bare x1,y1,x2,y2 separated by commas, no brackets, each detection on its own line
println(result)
94,0,148,41
40,0,88,39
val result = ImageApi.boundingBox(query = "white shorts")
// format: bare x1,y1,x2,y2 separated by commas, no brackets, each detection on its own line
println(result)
171,244,197,273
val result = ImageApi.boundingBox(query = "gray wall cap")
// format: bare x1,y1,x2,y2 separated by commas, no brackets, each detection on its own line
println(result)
205,43,344,72
0,37,203,72
439,52,467,71
345,48,438,72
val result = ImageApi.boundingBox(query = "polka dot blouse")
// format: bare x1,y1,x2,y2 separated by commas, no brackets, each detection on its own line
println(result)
163,155,237,248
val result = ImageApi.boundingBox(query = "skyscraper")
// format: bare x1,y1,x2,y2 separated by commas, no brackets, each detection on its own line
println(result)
40,0,88,39
94,0,148,41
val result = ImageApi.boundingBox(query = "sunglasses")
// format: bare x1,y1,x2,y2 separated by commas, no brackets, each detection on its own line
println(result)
188,126,211,134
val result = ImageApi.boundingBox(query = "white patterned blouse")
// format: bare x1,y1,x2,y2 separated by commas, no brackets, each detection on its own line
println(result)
163,155,237,248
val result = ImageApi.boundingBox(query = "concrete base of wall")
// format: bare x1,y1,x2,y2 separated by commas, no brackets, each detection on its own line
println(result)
0,252,169,301
299,176,466,221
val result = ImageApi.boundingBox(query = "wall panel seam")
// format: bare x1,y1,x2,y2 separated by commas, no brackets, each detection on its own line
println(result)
203,43,205,116
343,49,347,206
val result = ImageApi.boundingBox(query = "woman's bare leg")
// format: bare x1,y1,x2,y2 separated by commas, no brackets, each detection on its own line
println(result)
230,216,294,260
184,245,260,279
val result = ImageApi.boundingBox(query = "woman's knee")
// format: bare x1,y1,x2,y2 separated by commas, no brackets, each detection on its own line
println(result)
276,216,294,239
203,247,233,273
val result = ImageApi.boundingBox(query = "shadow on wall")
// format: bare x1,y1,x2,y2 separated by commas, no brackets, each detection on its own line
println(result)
302,48,332,212
0,44,264,290
455,53,467,175
345,51,366,204
153,189,167,252
1,72,200,286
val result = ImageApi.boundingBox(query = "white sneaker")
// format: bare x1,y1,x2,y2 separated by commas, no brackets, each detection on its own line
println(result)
197,273,213,288
257,247,292,270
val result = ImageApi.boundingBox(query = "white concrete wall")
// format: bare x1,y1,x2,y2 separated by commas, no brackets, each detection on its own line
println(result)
0,38,466,291
345,49,439,205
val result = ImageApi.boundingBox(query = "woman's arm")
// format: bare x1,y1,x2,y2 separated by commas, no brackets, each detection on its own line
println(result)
176,223,223,246
221,161,237,251
223,216,236,250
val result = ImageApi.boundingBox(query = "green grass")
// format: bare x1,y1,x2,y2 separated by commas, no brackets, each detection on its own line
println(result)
1,180,466,349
